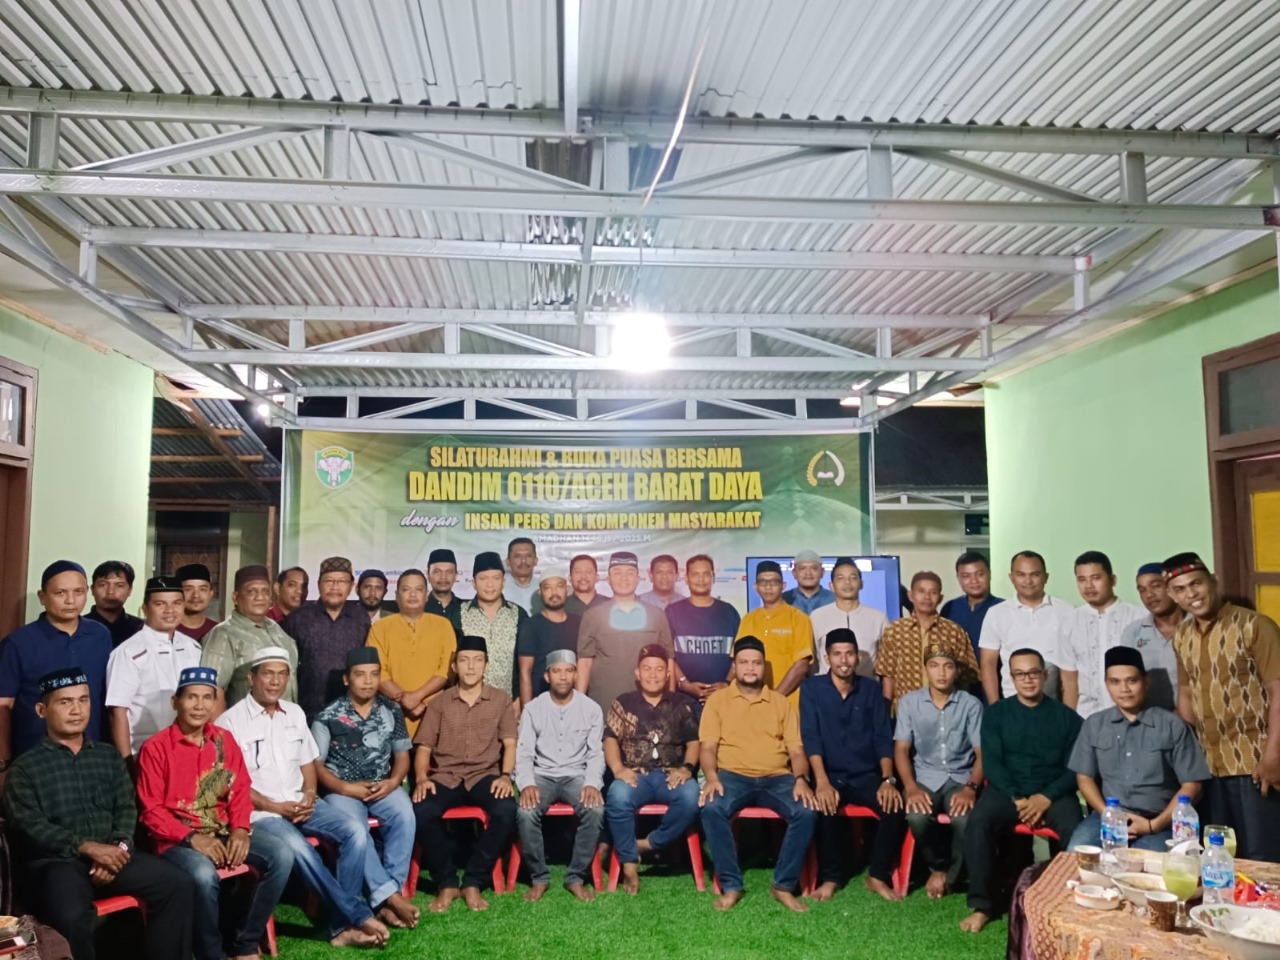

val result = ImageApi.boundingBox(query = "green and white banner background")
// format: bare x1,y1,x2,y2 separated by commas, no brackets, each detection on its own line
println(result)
282,431,870,611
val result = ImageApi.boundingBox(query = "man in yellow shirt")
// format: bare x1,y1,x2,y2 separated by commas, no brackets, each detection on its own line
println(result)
737,561,814,703
367,569,456,738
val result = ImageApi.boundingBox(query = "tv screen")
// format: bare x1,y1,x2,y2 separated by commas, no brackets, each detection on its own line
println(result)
745,555,902,619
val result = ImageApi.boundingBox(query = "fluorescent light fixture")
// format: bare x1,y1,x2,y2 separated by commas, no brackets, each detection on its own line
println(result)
255,402,270,418
610,312,671,372
839,395,861,408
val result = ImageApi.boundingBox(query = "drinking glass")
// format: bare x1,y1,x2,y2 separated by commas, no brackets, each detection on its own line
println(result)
1203,825,1238,858
1162,850,1200,928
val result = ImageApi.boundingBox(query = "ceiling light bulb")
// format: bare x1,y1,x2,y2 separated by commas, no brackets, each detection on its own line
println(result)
610,313,671,372
255,402,270,418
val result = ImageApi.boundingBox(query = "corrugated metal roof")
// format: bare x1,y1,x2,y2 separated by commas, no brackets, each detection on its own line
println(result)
151,395,281,503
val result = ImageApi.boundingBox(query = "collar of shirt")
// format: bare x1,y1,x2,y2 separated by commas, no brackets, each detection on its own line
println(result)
1102,705,1156,728
239,696,299,721
230,609,278,631
445,684,495,703
163,721,223,748
134,623,192,647
35,612,101,642
1011,594,1069,612
38,735,104,756
728,681,779,703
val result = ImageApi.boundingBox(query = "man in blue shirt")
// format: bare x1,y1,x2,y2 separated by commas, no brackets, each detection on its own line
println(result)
0,561,112,763
940,551,1004,665
800,627,906,902
667,554,739,710
782,550,835,615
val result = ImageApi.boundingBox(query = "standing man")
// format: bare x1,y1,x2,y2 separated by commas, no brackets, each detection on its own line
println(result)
667,554,739,707
1067,647,1209,853
877,572,979,713
565,554,607,617
1060,550,1145,717
411,636,519,914
1166,552,1280,862
3,668,195,960
0,560,112,761
505,537,542,615
368,568,456,738
268,566,309,623
638,555,687,610
175,563,220,641
604,645,701,894
106,576,203,761
517,567,581,705
200,565,298,712
811,557,889,678
894,643,984,899
461,551,527,697
86,560,144,648
700,636,819,913
782,550,835,614
282,555,370,720
425,548,463,636
801,628,905,903
516,650,606,902
356,568,396,626
578,551,674,716
960,649,1082,933
939,551,1003,667
1119,562,1184,711
978,550,1074,703
737,560,814,704
137,666,294,960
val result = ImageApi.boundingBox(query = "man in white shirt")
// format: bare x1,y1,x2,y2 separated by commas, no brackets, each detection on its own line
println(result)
978,551,1074,702
1059,551,1144,717
810,557,888,679
106,576,204,762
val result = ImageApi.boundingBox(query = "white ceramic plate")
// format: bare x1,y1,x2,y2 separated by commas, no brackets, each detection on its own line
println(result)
1190,904,1280,960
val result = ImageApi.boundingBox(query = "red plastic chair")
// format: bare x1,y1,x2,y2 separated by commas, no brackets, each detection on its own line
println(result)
93,895,142,917
364,816,417,898
709,806,817,895
838,804,914,897
413,806,508,894
605,803,706,892
505,802,604,891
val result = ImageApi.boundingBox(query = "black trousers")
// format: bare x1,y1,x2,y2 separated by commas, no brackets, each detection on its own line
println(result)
964,784,1081,914
31,852,194,960
815,773,907,886
413,775,518,890
1205,774,1280,863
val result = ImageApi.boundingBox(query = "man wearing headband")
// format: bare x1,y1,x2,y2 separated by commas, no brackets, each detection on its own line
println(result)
412,635,518,914
356,568,396,626
782,550,835,615
811,557,887,679
1059,551,1144,718
281,556,369,720
565,554,607,617
1067,646,1209,854
1165,552,1280,860
200,565,298,713
736,560,814,704
504,537,542,615
105,576,203,761
517,566,581,704
86,560,144,649
700,635,819,913
516,647,605,901
268,566,309,623
137,665,293,960
978,550,1073,704
638,554,688,611
368,567,456,738
461,551,528,697
877,571,979,714
1118,562,1183,711
424,548,462,635
0,560,111,763
667,554,739,708
174,563,219,642
3,668,195,960
578,551,675,716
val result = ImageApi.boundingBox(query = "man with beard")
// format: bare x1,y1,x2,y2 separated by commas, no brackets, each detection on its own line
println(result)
461,552,527,698
175,563,219,642
667,555,739,709
356,568,397,626
200,565,298,712
283,556,370,720
86,561,144,648
1059,551,1144,718
565,554,608,617
367,568,455,738
424,549,463,636
268,567,309,623
782,550,835,615
1118,562,1184,711
517,568,580,705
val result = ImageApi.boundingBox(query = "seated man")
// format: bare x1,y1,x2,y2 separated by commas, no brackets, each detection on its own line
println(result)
311,649,419,929
220,647,401,948
800,628,906,904
137,666,293,960
894,641,984,899
3,668,194,960
1067,646,1210,852
961,649,1083,933
411,635,519,914
604,644,701,894
700,636,819,913
515,650,606,902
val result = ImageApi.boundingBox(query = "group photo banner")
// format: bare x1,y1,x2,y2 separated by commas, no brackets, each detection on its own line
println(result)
282,431,871,610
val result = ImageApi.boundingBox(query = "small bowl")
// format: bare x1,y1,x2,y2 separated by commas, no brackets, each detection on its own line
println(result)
1190,903,1280,960
1116,849,1149,873
1079,867,1112,887
1075,884,1122,911
1113,871,1169,908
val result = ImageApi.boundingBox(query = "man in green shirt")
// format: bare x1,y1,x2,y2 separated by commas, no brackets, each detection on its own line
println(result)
3,668,194,960
200,565,298,712
960,648,1082,933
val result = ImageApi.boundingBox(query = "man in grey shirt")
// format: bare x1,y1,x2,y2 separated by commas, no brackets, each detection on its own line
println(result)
1067,646,1210,852
516,649,605,902
1118,562,1184,711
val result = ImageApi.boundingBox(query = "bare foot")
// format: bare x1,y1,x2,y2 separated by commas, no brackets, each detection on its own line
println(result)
960,910,990,933
926,871,949,899
770,887,809,913
636,836,654,856
384,892,419,928
864,876,903,902
713,890,744,911
620,862,640,895
523,883,549,902
427,889,457,914
811,881,839,902
461,886,489,911
376,906,407,929
565,881,596,901
329,927,380,948
360,917,390,944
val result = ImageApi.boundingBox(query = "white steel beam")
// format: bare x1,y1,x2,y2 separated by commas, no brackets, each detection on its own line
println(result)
362,397,458,420
865,147,893,200
588,399,683,421
561,0,581,137
370,133,590,191
289,415,861,435
309,322,441,353
0,195,53,258
753,328,872,358
700,398,795,420
897,148,1101,203
464,324,593,357
482,398,576,421
25,112,58,167
73,127,305,173
653,148,847,194
322,127,350,180
296,386,851,400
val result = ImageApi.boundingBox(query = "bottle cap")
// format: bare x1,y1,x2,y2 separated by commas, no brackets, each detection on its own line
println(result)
1105,797,1119,806
1209,834,1224,847
1177,793,1191,803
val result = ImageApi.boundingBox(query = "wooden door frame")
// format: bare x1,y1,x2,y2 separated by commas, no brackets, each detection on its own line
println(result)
0,356,37,637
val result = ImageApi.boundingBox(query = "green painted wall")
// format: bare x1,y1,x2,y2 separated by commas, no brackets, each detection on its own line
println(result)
0,306,153,616
224,511,270,613
986,270,1280,603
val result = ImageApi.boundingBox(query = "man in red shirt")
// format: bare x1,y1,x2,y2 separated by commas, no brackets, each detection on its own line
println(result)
137,666,293,960
175,563,219,642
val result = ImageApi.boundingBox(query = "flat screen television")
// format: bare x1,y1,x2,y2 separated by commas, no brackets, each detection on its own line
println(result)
744,555,902,619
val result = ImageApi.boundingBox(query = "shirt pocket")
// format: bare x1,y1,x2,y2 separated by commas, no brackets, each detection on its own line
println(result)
286,736,307,764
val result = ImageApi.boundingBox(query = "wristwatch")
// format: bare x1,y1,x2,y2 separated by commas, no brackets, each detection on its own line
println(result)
965,780,982,792
881,776,899,787
682,762,698,777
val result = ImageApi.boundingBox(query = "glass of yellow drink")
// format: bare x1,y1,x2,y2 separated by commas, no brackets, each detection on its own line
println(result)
1203,825,1237,858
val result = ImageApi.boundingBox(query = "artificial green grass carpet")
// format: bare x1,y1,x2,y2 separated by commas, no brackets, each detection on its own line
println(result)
270,867,1009,960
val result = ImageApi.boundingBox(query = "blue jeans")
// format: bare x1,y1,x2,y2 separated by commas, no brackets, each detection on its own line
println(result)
298,795,400,908
700,770,817,894
256,802,375,937
325,788,415,894
1068,811,1171,852
163,830,294,960
606,770,700,864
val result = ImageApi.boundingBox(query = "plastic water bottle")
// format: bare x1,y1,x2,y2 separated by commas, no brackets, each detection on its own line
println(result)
1100,797,1129,869
1202,833,1235,905
1171,794,1200,845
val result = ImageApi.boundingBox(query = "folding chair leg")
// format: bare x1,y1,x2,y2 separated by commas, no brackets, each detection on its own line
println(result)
893,828,915,897
261,915,278,957
688,829,707,892
491,856,506,894
800,843,817,895
405,853,420,899
608,850,621,893
505,843,522,892
591,847,603,890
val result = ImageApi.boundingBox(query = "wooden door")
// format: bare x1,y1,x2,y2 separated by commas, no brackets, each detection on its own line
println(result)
1237,456,1280,621
0,357,36,637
